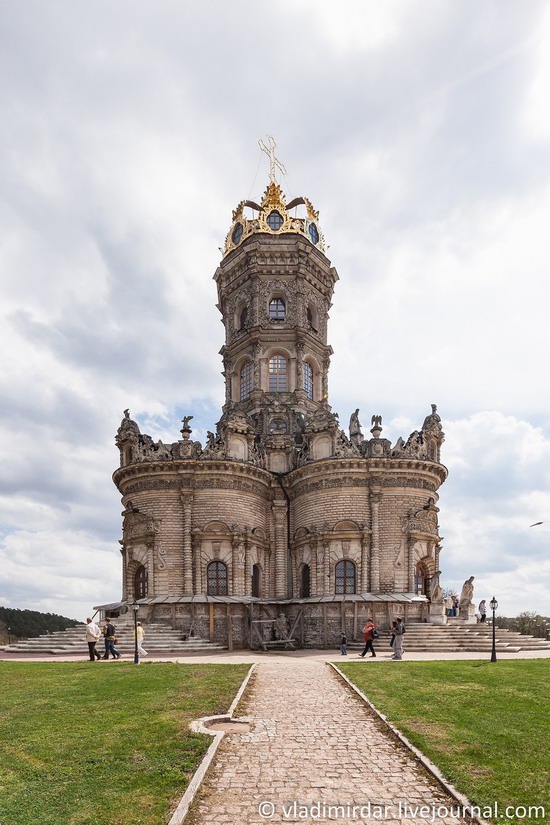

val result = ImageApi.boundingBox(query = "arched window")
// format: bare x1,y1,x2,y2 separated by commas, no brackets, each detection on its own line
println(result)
251,564,261,598
269,298,286,320
269,354,287,392
207,561,228,596
415,563,428,595
303,362,313,400
240,361,253,401
335,560,356,595
134,565,148,599
239,306,248,330
300,564,311,598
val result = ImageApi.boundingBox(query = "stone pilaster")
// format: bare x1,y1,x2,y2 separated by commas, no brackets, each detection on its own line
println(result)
322,537,330,595
272,502,288,598
310,542,317,597
370,491,381,592
360,528,370,594
407,538,416,593
181,491,193,596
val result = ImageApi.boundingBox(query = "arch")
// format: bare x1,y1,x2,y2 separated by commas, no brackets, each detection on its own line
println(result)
333,520,361,532
251,527,266,541
335,559,356,595
299,564,311,598
306,303,318,331
239,360,253,401
251,563,261,598
207,561,228,596
269,353,288,392
202,521,230,534
134,564,148,599
294,527,310,540
239,305,248,330
414,561,430,596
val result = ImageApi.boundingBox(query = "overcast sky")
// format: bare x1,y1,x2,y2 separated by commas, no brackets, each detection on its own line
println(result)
1,1,550,622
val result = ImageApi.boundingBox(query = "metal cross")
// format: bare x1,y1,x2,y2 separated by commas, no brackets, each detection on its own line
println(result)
258,135,287,183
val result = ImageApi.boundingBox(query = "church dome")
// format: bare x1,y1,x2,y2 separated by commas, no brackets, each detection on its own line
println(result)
223,181,326,257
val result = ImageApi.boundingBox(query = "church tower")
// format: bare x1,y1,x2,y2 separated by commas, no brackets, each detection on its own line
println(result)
112,144,449,646
214,180,338,473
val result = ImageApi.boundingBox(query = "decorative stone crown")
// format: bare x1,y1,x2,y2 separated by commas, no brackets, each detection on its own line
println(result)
223,181,326,257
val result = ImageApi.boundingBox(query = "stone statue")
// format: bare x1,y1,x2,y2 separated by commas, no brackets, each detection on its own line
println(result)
182,416,193,429
349,409,363,442
274,613,288,641
460,576,475,605
430,571,444,603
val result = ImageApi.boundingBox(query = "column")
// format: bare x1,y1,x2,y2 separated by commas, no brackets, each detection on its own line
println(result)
322,537,330,595
272,502,288,599
310,543,317,597
192,531,202,594
181,491,193,595
360,528,370,593
370,491,381,592
408,538,416,593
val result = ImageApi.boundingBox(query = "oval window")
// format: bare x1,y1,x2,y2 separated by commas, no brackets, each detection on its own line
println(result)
267,211,284,231
309,223,319,244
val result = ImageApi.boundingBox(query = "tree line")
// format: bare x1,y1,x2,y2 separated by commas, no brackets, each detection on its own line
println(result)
0,606,79,642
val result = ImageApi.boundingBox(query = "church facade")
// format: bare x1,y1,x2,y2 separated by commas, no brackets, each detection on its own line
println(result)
112,174,448,648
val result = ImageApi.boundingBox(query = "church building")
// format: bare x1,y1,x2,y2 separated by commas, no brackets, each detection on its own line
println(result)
112,155,448,648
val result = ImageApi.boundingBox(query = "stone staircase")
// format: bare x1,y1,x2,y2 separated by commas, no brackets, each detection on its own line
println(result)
3,619,227,657
347,622,550,654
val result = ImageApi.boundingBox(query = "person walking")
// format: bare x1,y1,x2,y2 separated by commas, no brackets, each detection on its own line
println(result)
392,617,405,660
85,617,101,661
136,621,148,657
359,618,377,658
102,618,121,659
478,600,487,623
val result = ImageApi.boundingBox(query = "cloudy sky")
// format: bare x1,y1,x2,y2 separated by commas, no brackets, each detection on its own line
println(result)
1,1,550,622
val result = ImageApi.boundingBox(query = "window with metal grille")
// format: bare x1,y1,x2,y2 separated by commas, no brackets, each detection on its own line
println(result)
232,222,243,244
269,298,286,320
269,418,287,433
335,560,356,594
267,210,283,230
134,565,148,599
269,354,287,392
240,361,253,400
207,561,228,596
303,362,313,400
309,222,319,244
252,564,261,598
300,564,311,598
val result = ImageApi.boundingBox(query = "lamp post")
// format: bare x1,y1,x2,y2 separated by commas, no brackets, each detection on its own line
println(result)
132,601,140,665
7,626,11,646
490,596,498,662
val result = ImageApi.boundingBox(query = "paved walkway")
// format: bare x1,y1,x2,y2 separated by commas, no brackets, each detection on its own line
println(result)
188,660,471,825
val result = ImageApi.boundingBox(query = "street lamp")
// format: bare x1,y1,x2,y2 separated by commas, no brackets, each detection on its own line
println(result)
132,601,140,665
490,596,498,662
7,626,11,646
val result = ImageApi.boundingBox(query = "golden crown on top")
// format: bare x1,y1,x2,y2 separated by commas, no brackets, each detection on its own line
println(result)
223,181,326,257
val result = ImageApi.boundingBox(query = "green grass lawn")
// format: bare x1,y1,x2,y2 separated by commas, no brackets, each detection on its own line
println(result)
0,661,249,825
338,660,549,824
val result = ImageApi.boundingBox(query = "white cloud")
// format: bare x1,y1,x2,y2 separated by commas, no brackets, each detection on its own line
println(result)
1,1,550,621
